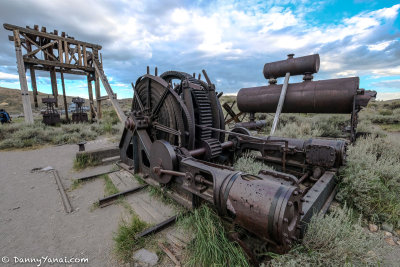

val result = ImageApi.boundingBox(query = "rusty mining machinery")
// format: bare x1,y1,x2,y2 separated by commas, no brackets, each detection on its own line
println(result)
235,54,376,142
118,63,355,260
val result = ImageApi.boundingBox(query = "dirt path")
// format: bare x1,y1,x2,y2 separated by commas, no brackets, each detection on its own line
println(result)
0,139,129,266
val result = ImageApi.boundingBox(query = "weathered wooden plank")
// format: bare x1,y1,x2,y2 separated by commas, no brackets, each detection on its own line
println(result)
23,57,94,72
58,40,63,63
22,33,57,61
60,72,69,121
63,40,69,64
93,58,126,122
82,45,87,67
29,66,38,108
3,23,102,49
24,40,57,57
77,44,82,66
94,70,102,119
50,68,59,107
30,65,88,76
87,75,96,119
13,30,33,123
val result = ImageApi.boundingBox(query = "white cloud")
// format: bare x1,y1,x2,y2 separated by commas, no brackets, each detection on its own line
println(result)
376,92,400,100
368,40,396,51
0,72,19,80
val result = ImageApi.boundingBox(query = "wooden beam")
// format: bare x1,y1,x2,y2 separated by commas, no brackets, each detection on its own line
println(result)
77,44,82,66
23,57,95,72
29,66,38,108
13,29,33,123
87,76,96,119
24,40,57,57
22,33,57,61
58,40,63,63
60,72,69,121
3,23,102,49
82,45,87,67
50,68,59,107
30,65,89,76
93,58,126,122
94,71,102,119
63,40,69,64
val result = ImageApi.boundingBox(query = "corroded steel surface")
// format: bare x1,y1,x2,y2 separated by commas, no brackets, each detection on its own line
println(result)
237,77,360,114
263,54,320,79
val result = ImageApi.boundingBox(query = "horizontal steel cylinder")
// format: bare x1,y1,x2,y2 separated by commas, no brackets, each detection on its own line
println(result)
263,54,320,79
224,174,302,249
237,77,359,114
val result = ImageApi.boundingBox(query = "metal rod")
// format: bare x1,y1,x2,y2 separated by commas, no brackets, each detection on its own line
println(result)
76,170,118,181
135,215,178,239
52,170,73,213
270,72,290,135
99,184,148,207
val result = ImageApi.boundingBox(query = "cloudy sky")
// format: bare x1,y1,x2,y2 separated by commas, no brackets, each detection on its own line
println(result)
0,0,399,100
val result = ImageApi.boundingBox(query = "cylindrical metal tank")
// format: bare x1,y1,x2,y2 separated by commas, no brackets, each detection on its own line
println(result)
263,54,320,79
237,77,359,114
222,174,302,250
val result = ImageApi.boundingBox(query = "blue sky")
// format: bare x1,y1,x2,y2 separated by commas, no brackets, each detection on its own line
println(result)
0,0,399,100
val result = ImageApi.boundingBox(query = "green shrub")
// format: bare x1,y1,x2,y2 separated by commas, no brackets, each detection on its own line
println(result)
113,214,149,262
337,136,400,227
269,206,386,266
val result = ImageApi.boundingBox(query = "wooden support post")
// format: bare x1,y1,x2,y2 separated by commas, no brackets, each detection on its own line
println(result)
13,30,33,123
87,75,96,119
50,68,59,107
93,58,126,122
64,40,69,64
60,72,69,121
77,44,82,66
29,66,38,108
58,40,63,63
270,72,290,136
94,71,102,119
82,45,87,67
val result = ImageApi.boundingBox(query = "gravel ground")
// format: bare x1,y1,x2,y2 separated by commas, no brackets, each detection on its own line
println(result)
0,139,127,267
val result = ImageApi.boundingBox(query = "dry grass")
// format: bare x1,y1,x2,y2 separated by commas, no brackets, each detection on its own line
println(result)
268,206,387,266
337,135,400,227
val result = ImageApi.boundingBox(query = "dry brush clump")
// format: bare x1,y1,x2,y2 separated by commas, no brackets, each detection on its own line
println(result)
0,109,122,150
337,135,400,227
268,206,387,267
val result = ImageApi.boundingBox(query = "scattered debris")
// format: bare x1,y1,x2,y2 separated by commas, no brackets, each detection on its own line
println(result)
369,224,378,232
158,241,181,267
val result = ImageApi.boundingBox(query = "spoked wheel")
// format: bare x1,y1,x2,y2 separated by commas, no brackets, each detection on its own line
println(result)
134,76,188,147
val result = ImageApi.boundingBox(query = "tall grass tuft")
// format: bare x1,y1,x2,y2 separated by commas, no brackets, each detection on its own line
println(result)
113,214,150,262
180,205,250,267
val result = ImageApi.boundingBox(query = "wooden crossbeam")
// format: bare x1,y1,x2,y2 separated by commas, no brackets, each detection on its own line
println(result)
24,57,95,72
3,23,102,49
22,33,57,61
25,40,57,57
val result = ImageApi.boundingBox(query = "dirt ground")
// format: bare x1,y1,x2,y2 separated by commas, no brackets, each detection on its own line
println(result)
0,138,177,267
